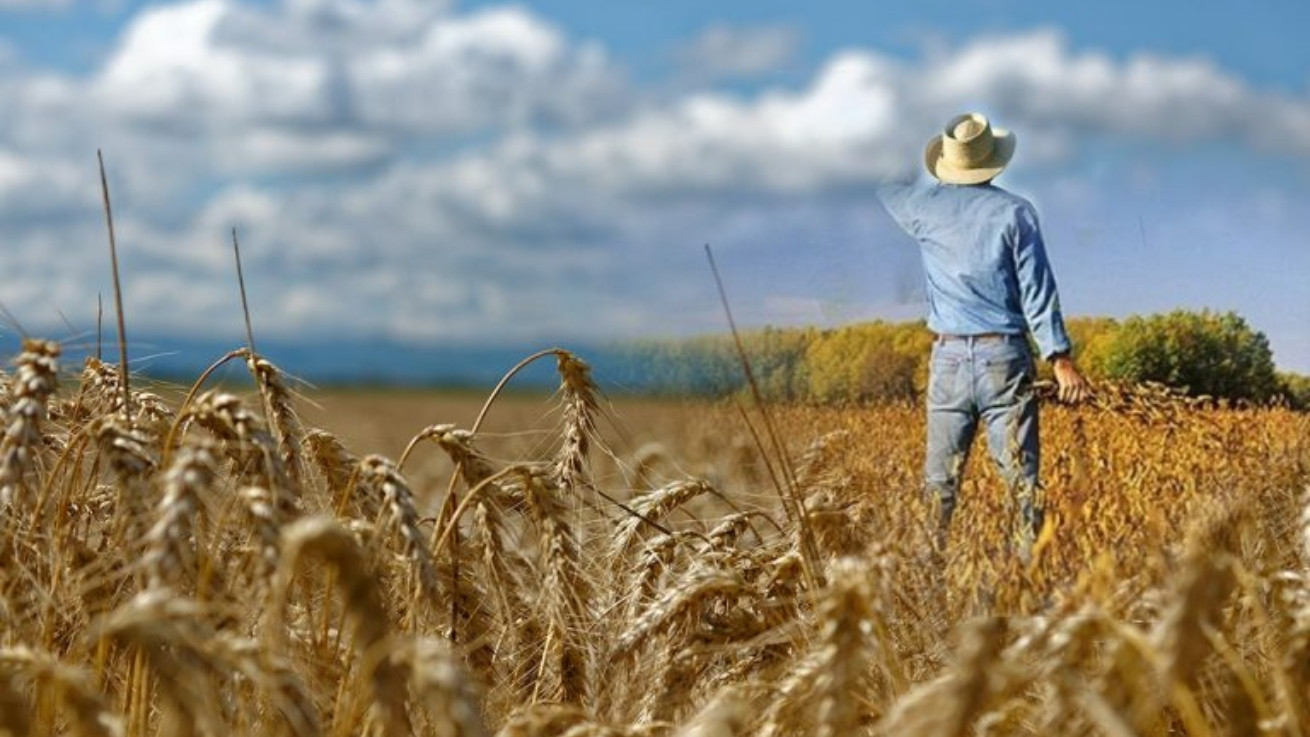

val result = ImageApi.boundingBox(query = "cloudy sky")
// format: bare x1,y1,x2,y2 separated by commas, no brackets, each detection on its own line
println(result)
1,0,1308,371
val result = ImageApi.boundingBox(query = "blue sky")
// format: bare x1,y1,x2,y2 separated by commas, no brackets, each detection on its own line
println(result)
0,0,1308,372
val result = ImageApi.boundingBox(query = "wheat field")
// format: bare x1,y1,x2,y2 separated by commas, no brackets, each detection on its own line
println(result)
1,338,1309,736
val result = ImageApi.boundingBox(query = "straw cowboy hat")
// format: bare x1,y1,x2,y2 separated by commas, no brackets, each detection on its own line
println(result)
924,112,1016,185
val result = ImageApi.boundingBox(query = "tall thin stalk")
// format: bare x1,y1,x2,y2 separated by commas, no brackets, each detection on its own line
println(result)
704,244,821,589
97,150,131,423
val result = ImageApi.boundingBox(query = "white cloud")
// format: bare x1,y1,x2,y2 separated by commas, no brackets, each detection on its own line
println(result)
71,0,624,186
917,29,1310,156
225,0,453,52
0,148,97,217
371,28,1310,214
215,128,392,173
347,6,624,134
96,0,332,125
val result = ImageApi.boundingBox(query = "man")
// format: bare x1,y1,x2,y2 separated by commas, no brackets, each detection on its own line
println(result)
878,112,1090,555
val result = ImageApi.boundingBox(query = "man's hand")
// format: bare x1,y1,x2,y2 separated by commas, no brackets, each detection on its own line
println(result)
1051,355,1090,403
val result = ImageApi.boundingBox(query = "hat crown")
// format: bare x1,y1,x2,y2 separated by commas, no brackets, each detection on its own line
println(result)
923,111,1015,185
953,118,985,140
942,113,995,167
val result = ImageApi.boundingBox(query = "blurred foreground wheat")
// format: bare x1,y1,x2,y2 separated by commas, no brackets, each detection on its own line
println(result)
1,338,1308,736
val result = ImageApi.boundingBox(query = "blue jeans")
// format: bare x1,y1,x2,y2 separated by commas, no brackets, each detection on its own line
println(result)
925,334,1041,542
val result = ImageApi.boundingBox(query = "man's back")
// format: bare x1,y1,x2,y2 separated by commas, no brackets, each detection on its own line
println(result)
879,180,1069,361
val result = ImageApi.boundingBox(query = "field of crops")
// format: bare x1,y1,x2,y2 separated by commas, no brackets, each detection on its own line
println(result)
2,339,1310,736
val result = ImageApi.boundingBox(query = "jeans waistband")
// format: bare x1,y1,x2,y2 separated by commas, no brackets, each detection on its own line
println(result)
934,332,1023,344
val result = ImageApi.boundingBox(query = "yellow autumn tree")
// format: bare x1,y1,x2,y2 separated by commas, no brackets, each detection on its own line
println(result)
804,321,931,404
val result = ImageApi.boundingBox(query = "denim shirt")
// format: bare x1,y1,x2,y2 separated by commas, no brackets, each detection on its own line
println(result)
878,180,1072,361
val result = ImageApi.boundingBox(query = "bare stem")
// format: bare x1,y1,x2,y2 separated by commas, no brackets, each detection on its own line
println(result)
232,228,258,356
704,244,822,589
97,150,132,423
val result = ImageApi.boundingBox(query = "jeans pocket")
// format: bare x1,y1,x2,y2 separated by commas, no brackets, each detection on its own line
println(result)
928,357,965,408
983,352,1034,404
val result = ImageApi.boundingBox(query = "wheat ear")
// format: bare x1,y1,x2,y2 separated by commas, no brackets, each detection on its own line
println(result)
97,591,227,737
248,355,308,497
184,390,297,520
812,557,880,737
431,426,531,629
77,357,174,427
496,703,613,737
94,417,157,553
141,440,215,591
203,633,321,737
675,691,748,737
0,339,59,515
552,350,599,496
515,467,591,704
610,479,712,562
306,428,366,516
238,485,281,584
613,565,744,660
0,645,124,737
265,516,411,736
399,637,487,737
357,454,441,601
877,617,1009,736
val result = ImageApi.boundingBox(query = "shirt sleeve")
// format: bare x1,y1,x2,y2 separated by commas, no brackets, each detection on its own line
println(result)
875,178,922,237
1011,204,1073,360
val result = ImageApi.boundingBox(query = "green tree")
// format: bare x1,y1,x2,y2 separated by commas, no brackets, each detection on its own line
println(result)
890,321,935,395
1277,372,1310,410
1100,310,1280,402
1064,316,1120,378
745,325,814,402
625,326,814,400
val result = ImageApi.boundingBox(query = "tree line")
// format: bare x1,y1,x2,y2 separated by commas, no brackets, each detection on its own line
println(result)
626,309,1310,408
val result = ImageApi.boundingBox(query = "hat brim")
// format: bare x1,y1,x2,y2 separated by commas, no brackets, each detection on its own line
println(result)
924,129,1016,185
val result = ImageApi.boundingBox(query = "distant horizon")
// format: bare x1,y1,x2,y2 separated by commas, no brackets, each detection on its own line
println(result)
4,307,1304,392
